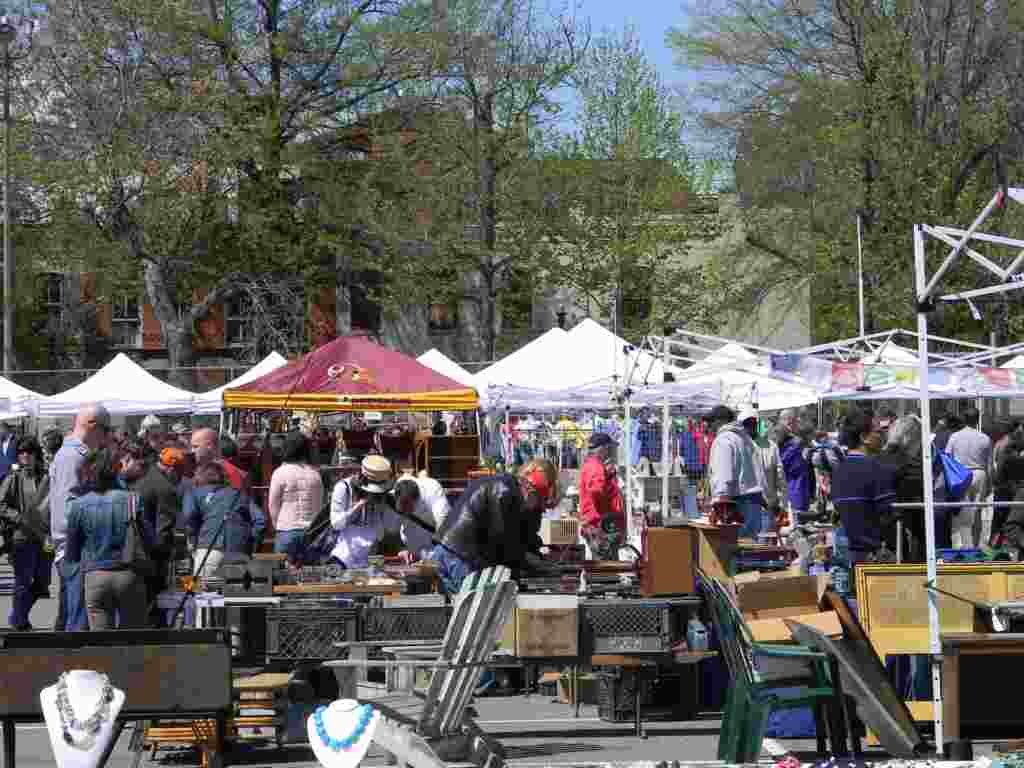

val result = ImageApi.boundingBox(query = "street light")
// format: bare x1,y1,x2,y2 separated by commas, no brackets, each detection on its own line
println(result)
0,13,47,377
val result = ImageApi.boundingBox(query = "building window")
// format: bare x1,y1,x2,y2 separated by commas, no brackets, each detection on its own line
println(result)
111,293,141,347
226,294,253,347
37,273,65,334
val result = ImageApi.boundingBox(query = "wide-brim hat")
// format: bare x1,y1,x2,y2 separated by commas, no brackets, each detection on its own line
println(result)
360,454,394,493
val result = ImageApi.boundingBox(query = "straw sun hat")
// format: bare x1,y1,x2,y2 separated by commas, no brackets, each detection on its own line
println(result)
360,455,394,494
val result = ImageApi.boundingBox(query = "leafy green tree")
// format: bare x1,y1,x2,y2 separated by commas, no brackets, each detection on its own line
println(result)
26,0,427,385
373,0,588,362
534,25,721,342
668,0,1024,345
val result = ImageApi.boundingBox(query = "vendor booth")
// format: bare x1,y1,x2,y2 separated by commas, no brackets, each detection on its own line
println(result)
193,351,288,415
33,353,196,416
416,348,476,387
222,334,481,489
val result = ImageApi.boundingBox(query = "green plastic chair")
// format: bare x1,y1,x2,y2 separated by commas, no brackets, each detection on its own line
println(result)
700,571,848,763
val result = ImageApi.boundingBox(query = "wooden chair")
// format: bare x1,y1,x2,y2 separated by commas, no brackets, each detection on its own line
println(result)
323,566,516,768
700,571,848,763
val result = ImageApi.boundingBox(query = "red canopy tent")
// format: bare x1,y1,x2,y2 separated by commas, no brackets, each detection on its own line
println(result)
222,335,479,412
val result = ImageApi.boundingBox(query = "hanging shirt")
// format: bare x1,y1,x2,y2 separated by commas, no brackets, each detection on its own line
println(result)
679,430,702,473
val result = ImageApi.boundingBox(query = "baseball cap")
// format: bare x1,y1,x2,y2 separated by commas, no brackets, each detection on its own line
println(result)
159,447,187,468
738,408,758,424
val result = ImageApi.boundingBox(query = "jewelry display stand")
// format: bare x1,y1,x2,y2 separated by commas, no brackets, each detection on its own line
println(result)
306,699,379,768
40,670,125,768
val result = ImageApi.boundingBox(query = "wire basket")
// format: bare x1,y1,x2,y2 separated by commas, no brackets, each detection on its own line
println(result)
361,606,451,642
597,671,690,723
266,599,358,660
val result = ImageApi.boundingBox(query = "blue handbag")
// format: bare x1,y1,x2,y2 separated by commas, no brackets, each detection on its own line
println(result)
935,451,973,501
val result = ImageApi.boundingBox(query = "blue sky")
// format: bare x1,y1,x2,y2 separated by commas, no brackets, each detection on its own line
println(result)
553,1,700,132
577,0,689,87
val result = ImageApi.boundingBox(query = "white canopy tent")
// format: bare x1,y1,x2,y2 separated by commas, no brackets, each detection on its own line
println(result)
482,379,723,413
475,320,684,407
416,349,476,388
1003,355,1024,370
566,318,681,386
0,376,41,419
193,352,289,415
472,328,569,406
650,340,819,412
33,353,197,417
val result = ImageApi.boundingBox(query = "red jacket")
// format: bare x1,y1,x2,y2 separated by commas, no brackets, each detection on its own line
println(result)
579,454,624,529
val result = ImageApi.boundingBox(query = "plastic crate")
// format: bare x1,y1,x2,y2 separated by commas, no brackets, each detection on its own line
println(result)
597,671,692,723
581,599,684,655
265,600,358,660
361,606,451,641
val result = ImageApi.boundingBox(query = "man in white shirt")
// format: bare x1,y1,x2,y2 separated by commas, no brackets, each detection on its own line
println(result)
394,475,451,561
946,407,993,548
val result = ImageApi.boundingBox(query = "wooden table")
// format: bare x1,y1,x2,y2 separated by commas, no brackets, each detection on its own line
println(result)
272,581,404,596
941,633,1024,742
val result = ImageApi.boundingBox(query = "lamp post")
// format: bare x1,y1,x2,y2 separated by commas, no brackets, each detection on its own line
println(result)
0,18,15,377
0,13,47,376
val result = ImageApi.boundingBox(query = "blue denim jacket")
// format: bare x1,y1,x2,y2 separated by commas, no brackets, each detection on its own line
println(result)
65,489,155,575
185,484,264,554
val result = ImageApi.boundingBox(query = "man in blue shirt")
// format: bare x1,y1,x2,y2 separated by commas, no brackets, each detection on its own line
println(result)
832,409,897,565
49,402,110,631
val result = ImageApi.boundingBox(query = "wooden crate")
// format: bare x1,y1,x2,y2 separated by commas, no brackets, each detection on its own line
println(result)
641,524,736,596
641,528,696,596
542,518,580,546
515,595,578,657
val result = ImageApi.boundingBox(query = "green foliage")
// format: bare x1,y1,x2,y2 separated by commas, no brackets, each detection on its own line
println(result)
530,25,722,341
669,0,1024,345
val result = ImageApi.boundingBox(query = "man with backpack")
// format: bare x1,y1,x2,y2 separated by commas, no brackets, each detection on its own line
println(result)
945,408,992,548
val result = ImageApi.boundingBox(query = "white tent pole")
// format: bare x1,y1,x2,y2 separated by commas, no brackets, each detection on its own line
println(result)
914,223,943,749
857,213,866,337
661,337,671,519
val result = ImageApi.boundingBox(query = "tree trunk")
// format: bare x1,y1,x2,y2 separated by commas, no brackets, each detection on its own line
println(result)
143,259,197,391
336,249,352,336
478,90,499,362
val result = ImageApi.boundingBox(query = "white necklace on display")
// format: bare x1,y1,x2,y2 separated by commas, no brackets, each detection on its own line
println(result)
55,672,115,750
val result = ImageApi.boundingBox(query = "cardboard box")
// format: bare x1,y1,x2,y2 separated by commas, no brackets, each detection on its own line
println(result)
746,610,843,643
515,595,579,657
688,522,738,582
736,574,830,619
496,610,516,652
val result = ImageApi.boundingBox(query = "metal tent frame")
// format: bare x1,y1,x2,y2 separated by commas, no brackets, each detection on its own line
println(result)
913,187,1024,749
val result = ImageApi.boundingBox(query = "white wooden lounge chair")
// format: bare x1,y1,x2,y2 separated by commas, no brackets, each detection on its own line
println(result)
323,566,516,768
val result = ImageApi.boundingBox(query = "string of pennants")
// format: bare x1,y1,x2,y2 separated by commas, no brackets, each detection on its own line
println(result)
768,353,1024,395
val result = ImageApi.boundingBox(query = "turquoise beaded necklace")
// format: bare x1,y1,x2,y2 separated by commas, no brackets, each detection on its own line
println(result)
313,704,375,752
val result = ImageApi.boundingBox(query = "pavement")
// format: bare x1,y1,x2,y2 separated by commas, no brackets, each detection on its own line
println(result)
0,563,978,767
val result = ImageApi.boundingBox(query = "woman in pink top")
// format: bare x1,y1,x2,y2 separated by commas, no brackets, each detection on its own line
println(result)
269,432,324,563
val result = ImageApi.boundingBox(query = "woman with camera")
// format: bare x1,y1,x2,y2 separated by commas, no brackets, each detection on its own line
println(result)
1,436,52,630
328,455,401,569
